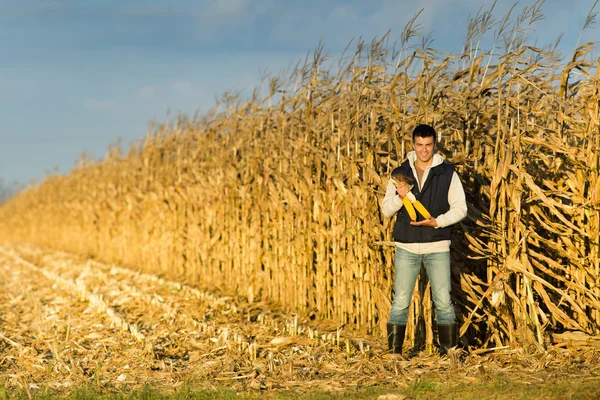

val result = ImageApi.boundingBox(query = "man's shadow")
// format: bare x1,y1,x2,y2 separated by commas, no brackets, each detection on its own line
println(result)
408,189,490,355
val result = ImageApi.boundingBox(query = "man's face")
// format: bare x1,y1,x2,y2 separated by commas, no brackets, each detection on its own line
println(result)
413,135,435,164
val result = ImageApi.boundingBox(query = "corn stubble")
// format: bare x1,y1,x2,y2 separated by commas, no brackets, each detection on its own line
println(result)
0,3,599,351
2,244,599,393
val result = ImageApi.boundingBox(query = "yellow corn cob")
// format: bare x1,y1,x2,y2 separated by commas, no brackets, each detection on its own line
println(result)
413,200,431,219
402,197,417,221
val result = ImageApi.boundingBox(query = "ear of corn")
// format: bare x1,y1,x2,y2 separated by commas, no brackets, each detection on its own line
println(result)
402,197,417,221
413,200,431,219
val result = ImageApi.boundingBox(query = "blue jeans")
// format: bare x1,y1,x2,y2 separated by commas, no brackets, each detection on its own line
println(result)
389,247,456,325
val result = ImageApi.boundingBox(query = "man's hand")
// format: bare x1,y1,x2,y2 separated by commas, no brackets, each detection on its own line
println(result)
396,182,411,198
410,217,438,227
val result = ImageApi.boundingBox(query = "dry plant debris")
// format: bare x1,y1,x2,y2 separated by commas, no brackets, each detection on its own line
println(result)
1,244,599,396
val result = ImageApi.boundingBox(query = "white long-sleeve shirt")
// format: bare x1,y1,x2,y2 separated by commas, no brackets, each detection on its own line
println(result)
381,151,467,254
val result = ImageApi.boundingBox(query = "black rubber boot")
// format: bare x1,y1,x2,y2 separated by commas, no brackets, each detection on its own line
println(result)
438,324,457,355
386,323,406,355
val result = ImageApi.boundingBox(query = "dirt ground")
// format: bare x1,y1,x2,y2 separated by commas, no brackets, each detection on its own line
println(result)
1,243,599,398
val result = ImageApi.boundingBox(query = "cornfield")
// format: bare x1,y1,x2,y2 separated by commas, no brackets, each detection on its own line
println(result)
1,3,599,353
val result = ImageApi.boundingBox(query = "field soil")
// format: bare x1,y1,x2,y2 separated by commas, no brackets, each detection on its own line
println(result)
1,244,599,398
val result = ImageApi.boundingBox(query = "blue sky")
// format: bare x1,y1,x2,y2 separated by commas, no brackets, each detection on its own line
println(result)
0,0,597,188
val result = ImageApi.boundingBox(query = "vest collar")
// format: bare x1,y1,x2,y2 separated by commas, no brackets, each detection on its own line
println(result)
406,152,445,193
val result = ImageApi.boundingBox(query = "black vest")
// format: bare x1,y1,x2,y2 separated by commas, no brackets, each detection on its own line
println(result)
391,160,454,243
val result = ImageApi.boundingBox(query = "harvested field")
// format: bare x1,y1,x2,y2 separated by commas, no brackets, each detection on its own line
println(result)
1,243,599,397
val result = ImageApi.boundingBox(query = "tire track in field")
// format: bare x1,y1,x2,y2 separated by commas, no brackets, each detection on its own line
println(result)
17,244,239,321
0,246,197,388
0,246,147,343
15,244,283,348
11,245,299,375
0,250,153,391
1,245,223,392
36,256,214,366
46,258,229,333
14,245,248,351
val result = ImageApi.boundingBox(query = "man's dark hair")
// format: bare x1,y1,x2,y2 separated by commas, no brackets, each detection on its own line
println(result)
412,124,436,142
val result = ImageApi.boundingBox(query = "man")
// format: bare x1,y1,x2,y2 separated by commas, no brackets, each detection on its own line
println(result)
381,124,467,356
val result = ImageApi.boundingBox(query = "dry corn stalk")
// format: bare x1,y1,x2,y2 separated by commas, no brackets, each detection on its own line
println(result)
0,4,599,350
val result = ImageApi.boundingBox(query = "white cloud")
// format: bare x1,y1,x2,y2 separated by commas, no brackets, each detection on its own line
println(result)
171,80,193,94
136,81,196,101
212,0,248,16
83,98,114,112
331,4,359,21
139,85,156,98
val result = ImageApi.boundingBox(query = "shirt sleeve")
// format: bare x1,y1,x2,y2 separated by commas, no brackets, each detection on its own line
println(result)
435,171,468,228
381,179,404,218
